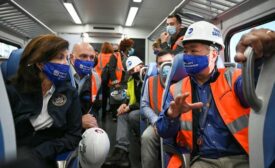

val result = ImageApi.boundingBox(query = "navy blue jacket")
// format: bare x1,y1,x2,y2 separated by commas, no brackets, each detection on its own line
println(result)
6,82,82,161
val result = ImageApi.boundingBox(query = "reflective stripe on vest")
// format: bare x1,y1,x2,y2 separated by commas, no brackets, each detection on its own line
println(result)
109,52,123,85
180,121,192,131
148,75,164,114
170,78,193,149
172,36,184,50
168,68,250,167
227,115,249,134
95,53,112,77
91,71,101,103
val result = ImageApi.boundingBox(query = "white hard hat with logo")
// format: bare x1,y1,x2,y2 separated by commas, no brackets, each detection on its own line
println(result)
126,56,143,71
78,128,110,168
182,21,225,49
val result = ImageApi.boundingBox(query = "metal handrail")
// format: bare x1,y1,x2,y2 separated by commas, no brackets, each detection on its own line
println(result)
242,47,263,112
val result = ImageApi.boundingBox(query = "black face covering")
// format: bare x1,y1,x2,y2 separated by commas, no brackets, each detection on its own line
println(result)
132,72,140,80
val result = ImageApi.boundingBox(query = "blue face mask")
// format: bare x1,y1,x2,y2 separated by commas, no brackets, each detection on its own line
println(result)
161,65,171,77
42,62,69,85
74,59,94,76
183,54,209,75
166,25,176,35
128,48,135,56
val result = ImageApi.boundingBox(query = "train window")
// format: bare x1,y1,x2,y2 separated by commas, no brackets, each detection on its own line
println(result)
0,41,19,58
229,20,275,63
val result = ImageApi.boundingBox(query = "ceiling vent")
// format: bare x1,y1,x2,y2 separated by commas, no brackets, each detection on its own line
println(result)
93,26,115,30
86,25,123,38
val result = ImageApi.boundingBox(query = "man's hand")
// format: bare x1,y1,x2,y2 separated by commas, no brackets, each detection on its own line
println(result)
175,36,184,47
82,114,98,129
160,32,170,43
234,29,275,63
117,103,129,116
167,92,203,118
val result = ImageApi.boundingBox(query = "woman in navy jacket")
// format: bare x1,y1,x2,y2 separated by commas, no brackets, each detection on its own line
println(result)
6,35,82,168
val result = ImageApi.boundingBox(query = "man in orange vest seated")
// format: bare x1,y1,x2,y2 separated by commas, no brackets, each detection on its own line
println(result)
141,50,173,168
70,42,101,129
160,14,187,55
155,21,271,168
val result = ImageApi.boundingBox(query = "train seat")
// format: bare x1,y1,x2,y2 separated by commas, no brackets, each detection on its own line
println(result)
1,49,23,81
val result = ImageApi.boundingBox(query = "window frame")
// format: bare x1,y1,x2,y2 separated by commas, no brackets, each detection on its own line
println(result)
0,38,21,58
224,13,275,63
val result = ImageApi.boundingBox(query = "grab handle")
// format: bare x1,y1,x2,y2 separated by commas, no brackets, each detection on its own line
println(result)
159,62,172,88
139,66,148,83
242,47,262,112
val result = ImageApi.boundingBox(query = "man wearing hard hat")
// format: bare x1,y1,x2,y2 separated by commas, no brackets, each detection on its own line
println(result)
103,56,144,168
155,21,272,168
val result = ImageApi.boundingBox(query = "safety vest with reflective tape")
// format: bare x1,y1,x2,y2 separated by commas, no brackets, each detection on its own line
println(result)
95,53,112,77
90,71,101,103
168,68,250,168
127,77,136,105
172,36,184,51
110,52,124,85
148,75,164,114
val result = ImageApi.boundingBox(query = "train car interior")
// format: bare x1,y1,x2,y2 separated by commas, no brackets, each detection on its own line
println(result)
0,0,274,168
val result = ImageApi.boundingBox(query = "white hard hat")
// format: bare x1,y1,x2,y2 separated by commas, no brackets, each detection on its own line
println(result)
126,56,143,71
182,21,225,49
110,89,127,101
78,128,110,168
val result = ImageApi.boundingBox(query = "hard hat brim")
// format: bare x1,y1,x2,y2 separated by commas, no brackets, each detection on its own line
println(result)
182,39,224,50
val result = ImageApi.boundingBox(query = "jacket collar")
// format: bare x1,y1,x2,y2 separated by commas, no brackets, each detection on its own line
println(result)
190,66,220,85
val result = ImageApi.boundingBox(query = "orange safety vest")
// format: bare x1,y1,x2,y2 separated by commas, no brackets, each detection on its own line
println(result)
148,75,164,114
90,71,101,103
168,68,250,168
109,52,123,85
172,36,184,51
95,53,112,77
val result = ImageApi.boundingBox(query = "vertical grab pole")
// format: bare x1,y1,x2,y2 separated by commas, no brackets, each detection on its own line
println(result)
242,47,262,111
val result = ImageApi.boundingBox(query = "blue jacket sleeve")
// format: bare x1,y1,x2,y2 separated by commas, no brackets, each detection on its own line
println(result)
156,92,180,138
234,76,249,107
140,80,158,125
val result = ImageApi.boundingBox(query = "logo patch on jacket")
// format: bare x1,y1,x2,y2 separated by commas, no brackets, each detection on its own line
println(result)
52,94,67,106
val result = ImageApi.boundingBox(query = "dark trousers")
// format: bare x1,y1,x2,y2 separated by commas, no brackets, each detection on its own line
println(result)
101,82,110,118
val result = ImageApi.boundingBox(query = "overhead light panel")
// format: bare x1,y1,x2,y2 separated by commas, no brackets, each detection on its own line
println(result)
133,0,142,2
63,2,82,24
125,7,138,26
